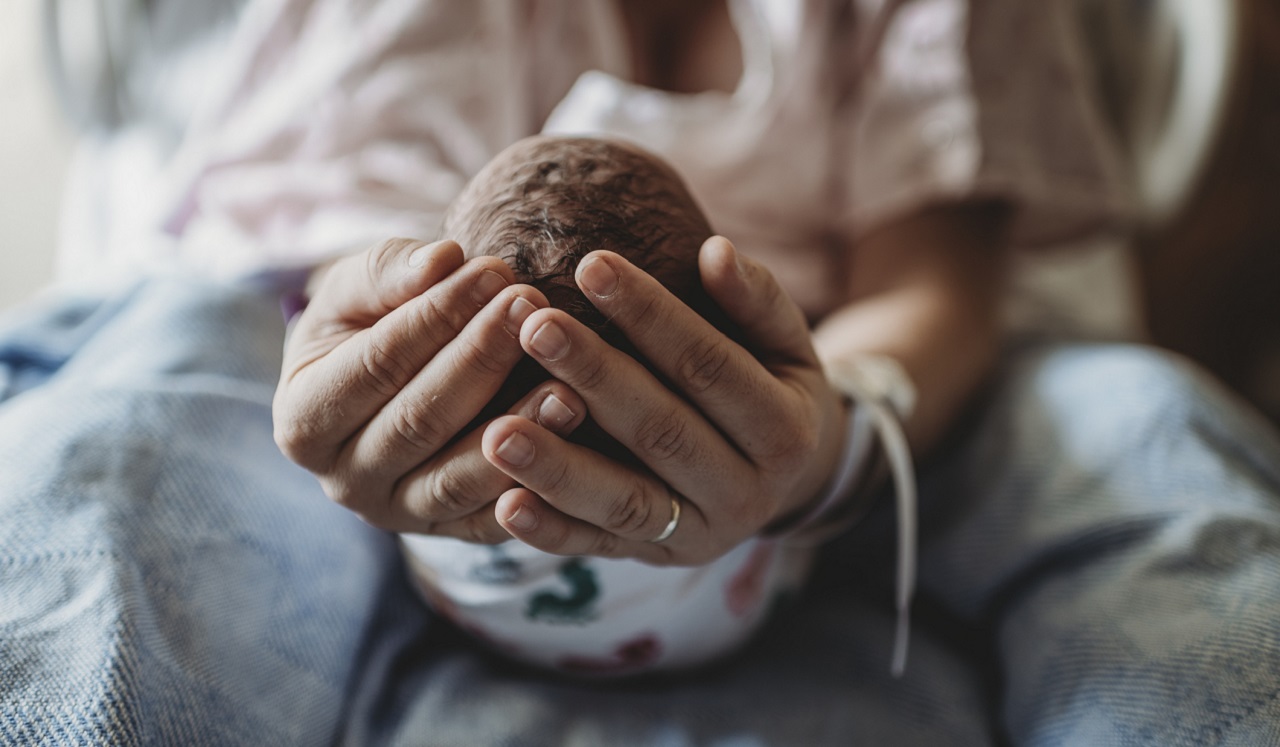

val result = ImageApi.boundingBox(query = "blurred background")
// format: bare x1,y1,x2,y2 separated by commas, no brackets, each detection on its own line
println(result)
0,0,72,311
1,0,1277,423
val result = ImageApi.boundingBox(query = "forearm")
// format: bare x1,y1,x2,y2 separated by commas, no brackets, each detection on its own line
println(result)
812,201,1012,457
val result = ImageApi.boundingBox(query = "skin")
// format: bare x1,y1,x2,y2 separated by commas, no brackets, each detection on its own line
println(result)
274,229,849,564
271,2,1013,565
441,135,735,444
273,199,1008,565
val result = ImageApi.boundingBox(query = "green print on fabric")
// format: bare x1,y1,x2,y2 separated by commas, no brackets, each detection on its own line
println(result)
525,558,600,624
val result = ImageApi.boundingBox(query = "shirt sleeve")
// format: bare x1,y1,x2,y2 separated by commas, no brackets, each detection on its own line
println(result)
839,0,1132,247
159,0,607,280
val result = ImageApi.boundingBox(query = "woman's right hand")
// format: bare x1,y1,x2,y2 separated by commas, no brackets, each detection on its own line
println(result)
272,238,587,542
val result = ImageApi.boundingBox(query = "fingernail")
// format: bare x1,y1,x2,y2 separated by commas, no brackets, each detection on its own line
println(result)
495,431,534,467
472,270,508,306
529,320,570,361
537,393,575,431
505,297,537,337
505,504,538,531
578,256,619,297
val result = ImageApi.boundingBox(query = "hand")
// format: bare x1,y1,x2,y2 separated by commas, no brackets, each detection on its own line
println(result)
272,238,587,542
482,236,848,565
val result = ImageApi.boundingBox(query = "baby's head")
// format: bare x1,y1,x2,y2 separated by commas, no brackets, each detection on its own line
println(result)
444,136,728,414
443,135,719,339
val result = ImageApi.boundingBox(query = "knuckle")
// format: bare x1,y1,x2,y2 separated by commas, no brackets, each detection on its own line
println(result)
675,336,732,395
389,397,447,454
541,458,576,497
456,334,512,379
370,237,421,277
602,482,654,536
352,507,399,533
273,415,325,470
588,530,623,558
359,334,414,399
634,408,696,464
319,476,361,511
568,353,610,392
537,518,576,554
320,470,395,528
425,469,483,518
272,416,307,462
412,294,467,347
627,291,664,329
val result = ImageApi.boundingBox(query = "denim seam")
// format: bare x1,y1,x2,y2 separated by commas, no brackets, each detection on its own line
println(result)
0,548,116,568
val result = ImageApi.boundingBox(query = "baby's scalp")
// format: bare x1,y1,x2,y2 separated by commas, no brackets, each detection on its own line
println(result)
442,135,718,338
442,135,732,453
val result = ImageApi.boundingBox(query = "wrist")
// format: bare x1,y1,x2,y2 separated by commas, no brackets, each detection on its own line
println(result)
764,354,916,542
766,396,874,539
820,352,919,676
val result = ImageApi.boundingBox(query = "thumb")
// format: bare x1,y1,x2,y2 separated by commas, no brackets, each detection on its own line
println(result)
698,236,816,365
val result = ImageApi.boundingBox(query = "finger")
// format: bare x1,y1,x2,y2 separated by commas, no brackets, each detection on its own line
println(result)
275,255,523,470
696,236,817,365
311,238,463,326
389,381,587,531
516,308,764,521
278,239,463,423
571,250,812,464
481,415,720,559
413,507,512,545
283,239,465,368
494,488,687,566
339,284,547,481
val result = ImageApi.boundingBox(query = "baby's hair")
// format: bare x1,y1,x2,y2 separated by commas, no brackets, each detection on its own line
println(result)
441,136,718,347
443,136,729,452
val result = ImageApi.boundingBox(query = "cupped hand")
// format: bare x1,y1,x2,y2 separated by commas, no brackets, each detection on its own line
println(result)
484,236,848,566
272,238,587,542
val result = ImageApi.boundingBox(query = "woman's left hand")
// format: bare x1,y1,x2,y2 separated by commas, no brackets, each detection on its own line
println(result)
482,236,847,566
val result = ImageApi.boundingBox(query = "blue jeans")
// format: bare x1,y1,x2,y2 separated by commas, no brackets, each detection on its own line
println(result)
2,278,1279,746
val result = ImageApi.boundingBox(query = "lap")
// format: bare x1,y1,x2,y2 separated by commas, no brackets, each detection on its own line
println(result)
4,282,1278,746
917,342,1280,745
0,280,400,745
340,566,996,746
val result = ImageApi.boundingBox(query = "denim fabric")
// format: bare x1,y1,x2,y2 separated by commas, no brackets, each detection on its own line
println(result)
0,281,399,746
2,278,1278,746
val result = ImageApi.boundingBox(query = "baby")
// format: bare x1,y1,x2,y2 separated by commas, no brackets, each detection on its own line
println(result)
399,136,816,676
